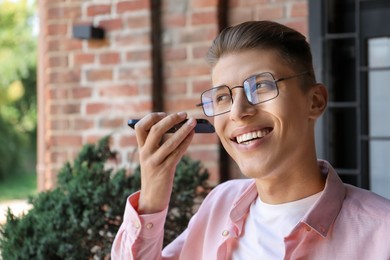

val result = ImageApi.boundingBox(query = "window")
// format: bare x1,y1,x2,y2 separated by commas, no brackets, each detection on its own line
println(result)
310,0,390,198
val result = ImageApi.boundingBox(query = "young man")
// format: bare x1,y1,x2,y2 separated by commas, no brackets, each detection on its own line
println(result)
112,21,390,259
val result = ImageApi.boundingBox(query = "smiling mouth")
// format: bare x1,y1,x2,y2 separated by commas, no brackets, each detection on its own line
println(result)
235,128,273,145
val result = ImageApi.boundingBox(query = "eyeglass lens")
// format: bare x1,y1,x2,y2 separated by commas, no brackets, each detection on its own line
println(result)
201,72,279,116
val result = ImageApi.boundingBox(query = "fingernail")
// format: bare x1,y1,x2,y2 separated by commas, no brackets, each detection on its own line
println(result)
157,112,166,117
177,111,187,118
187,118,195,126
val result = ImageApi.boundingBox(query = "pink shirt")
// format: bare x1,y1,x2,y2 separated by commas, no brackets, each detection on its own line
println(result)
111,160,390,259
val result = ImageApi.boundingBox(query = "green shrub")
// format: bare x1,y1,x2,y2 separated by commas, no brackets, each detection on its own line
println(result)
0,136,210,259
0,115,23,180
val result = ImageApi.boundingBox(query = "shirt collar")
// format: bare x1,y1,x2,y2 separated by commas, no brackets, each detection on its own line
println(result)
229,160,346,238
300,160,346,237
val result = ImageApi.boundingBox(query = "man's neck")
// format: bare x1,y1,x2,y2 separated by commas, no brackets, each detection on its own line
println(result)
254,160,325,204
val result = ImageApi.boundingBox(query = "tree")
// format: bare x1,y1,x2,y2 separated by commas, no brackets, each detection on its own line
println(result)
0,0,37,179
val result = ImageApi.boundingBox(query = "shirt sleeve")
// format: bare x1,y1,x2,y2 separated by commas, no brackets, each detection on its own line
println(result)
111,191,169,260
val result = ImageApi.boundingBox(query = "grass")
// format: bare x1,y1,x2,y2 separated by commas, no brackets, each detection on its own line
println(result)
0,172,37,202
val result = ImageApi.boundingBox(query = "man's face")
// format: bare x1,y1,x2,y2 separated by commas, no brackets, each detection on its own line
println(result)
212,49,317,180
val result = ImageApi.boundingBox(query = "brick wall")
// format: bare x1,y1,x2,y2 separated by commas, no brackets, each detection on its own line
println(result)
37,0,308,190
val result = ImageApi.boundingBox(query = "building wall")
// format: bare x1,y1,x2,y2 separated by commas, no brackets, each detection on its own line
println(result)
37,0,308,191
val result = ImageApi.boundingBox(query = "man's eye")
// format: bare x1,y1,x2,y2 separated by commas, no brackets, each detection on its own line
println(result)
255,81,274,91
215,94,230,104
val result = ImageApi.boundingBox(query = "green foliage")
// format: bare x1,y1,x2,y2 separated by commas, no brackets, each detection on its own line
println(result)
0,0,37,89
0,0,37,180
0,116,23,179
0,136,211,259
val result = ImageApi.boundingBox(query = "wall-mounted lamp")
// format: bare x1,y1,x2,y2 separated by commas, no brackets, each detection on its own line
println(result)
72,25,105,40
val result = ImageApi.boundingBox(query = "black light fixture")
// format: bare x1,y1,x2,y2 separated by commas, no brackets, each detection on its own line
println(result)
72,25,105,40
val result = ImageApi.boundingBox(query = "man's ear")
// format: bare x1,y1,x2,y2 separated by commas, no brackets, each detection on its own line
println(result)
308,84,328,120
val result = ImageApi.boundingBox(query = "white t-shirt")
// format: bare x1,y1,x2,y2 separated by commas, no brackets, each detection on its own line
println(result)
231,191,322,260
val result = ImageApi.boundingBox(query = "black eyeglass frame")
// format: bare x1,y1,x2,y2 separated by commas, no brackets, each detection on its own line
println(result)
196,71,309,117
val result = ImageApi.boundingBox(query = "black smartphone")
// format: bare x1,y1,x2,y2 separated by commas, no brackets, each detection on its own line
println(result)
127,118,215,134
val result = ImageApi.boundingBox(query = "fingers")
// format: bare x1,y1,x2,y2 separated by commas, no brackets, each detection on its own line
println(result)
144,112,188,151
134,112,166,147
134,112,196,163
155,118,196,162
133,113,196,214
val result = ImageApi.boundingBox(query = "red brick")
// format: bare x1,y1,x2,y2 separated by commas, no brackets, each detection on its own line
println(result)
190,0,218,8
98,18,123,31
189,149,219,163
192,45,210,59
118,67,151,80
71,118,95,130
73,53,95,65
167,62,209,78
87,4,111,16
121,100,152,113
47,55,68,68
99,52,121,64
47,6,81,20
86,102,111,114
164,97,201,112
99,118,124,128
115,32,150,47
99,84,139,97
119,135,138,147
290,2,308,18
111,102,152,114
50,135,82,147
50,103,81,115
163,14,186,28
164,46,187,61
49,119,70,130
71,87,92,99
86,69,113,82
48,70,81,84
165,80,187,95
229,0,240,7
50,151,68,164
117,0,150,13
178,27,218,44
126,49,151,62
193,79,212,94
229,8,254,26
48,88,68,100
237,0,268,6
191,134,219,145
255,5,285,20
191,11,218,26
47,38,83,52
46,23,68,36
126,15,150,29
85,134,109,145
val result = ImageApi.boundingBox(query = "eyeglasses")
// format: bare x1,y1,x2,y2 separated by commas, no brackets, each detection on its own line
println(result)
196,71,308,117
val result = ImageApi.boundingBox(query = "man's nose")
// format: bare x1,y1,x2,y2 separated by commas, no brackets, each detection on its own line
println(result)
229,89,256,121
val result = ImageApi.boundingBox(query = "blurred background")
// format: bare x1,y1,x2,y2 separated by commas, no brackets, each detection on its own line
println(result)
0,0,37,204
1,0,390,212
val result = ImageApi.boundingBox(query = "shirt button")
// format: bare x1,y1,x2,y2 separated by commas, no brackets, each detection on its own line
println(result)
134,222,141,229
305,226,311,232
319,225,325,233
146,223,154,229
222,230,230,236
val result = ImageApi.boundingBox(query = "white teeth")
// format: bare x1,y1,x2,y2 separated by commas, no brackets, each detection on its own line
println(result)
236,129,270,144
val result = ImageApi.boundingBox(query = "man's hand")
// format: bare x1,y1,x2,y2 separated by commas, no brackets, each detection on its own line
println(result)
134,112,196,214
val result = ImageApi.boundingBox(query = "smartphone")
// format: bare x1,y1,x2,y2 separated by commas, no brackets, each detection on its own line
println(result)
127,118,215,134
